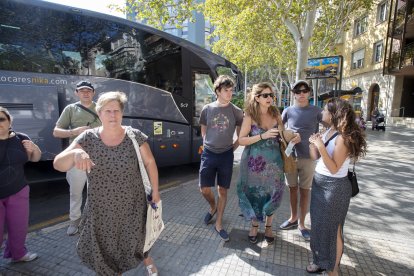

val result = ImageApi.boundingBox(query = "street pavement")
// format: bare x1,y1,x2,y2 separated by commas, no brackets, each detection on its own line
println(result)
1,125,413,275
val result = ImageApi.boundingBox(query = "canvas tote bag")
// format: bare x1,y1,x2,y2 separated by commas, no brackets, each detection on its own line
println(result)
126,127,165,253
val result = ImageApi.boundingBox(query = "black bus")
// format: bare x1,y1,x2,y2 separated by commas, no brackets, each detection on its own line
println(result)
0,0,242,180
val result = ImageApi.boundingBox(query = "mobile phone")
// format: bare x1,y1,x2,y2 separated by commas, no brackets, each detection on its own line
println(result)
285,141,295,157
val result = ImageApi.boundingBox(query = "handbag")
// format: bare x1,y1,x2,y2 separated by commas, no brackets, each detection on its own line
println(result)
126,127,165,253
277,121,296,173
348,163,359,197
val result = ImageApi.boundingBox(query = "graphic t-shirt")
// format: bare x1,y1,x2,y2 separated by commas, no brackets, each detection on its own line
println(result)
199,102,243,153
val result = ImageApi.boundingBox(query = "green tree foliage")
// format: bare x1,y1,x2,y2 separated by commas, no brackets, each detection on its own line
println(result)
204,0,373,79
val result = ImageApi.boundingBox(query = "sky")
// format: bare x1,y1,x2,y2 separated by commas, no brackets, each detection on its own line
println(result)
42,0,125,17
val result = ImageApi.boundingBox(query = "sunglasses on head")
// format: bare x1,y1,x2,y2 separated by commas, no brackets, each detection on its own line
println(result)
0,117,8,122
293,89,309,94
257,93,274,98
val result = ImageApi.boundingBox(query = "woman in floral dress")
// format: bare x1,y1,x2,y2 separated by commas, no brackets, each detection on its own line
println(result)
237,83,299,244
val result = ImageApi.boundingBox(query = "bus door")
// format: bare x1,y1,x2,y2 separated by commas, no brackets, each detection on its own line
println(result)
0,84,61,160
192,72,215,162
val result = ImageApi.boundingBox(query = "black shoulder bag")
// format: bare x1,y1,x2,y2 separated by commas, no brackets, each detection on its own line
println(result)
75,103,101,124
348,162,359,197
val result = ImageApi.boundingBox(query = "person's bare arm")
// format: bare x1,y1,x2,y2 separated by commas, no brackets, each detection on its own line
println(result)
53,126,90,139
53,141,94,173
311,135,349,174
22,140,42,162
140,142,160,203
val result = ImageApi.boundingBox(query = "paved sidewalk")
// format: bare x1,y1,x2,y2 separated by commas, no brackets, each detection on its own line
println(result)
1,126,414,275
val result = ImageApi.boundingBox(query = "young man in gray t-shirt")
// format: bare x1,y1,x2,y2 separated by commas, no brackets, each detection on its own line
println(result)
279,80,322,241
199,75,243,242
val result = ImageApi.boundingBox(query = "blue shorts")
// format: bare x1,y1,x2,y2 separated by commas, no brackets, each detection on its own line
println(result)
199,148,234,189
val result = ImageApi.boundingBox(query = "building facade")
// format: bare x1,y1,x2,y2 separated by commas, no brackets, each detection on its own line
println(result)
384,0,414,121
338,0,394,121
337,0,414,127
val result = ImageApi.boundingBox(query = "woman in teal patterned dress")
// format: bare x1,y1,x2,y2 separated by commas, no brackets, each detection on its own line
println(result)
237,83,299,244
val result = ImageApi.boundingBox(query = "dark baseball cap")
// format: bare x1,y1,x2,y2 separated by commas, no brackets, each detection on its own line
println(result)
291,80,310,91
76,80,94,91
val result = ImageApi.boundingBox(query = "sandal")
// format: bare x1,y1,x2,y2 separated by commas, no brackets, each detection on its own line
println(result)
264,225,274,244
306,263,325,274
146,264,158,276
248,224,259,244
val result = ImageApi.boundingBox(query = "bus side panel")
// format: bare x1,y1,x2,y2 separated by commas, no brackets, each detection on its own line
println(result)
122,118,191,167
0,84,61,160
152,122,191,167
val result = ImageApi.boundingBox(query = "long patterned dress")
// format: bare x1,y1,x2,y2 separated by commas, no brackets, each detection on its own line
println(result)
74,128,148,275
237,125,285,222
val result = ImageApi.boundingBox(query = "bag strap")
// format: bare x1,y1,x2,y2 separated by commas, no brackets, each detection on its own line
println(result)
75,103,101,123
350,161,356,172
324,132,338,147
126,127,152,196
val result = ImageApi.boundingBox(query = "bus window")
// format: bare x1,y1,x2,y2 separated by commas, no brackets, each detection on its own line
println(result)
194,73,215,119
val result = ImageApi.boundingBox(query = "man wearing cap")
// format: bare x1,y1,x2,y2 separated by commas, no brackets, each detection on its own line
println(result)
53,80,101,236
279,80,322,241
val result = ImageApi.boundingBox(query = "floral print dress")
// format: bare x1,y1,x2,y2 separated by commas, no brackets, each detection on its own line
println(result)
237,125,285,222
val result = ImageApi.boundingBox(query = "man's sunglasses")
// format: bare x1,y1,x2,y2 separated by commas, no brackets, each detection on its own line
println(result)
0,117,8,122
257,93,274,98
293,89,309,94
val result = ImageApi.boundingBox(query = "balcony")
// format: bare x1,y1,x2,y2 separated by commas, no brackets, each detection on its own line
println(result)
384,0,414,75
384,42,414,74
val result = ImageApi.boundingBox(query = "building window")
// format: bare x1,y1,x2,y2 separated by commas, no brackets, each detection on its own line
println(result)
377,1,387,23
354,16,367,37
351,48,365,69
373,41,383,63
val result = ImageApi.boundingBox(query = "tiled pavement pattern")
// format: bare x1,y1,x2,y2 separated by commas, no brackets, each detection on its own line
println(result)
1,125,413,275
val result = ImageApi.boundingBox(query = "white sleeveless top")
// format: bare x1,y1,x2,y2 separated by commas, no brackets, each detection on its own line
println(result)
315,129,350,178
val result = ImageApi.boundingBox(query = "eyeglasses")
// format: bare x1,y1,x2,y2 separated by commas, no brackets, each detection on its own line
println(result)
293,89,309,95
293,89,309,94
0,117,8,122
257,93,274,98
77,89,94,93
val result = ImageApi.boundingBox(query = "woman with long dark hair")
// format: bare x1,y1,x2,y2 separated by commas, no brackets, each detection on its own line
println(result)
306,98,367,275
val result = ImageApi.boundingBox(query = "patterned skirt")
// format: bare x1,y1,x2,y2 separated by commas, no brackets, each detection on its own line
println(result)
310,172,351,271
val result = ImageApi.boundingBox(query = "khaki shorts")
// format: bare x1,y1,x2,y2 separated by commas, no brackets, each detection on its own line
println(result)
285,158,316,190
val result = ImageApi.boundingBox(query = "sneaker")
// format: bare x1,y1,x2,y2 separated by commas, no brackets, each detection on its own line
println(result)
203,210,216,225
299,227,311,241
67,218,81,236
215,227,230,242
146,264,158,276
279,219,298,230
11,252,38,263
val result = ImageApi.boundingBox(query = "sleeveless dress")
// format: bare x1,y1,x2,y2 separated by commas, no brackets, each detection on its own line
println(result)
236,124,285,222
75,128,148,275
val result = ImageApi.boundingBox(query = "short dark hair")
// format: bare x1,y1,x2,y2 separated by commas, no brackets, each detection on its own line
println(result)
213,75,234,95
76,80,94,91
